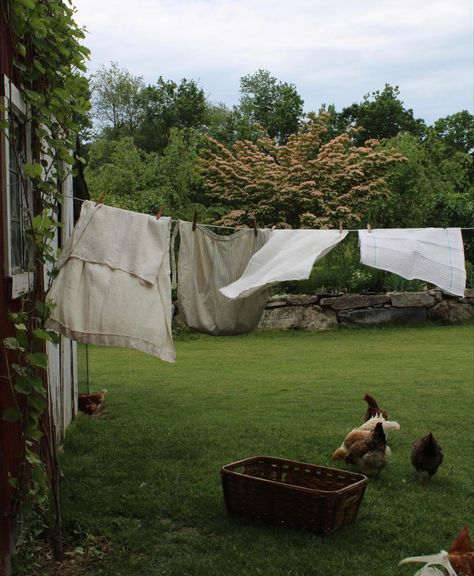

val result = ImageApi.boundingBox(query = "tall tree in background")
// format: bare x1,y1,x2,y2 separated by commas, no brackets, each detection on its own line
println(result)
201,112,405,229
339,84,426,145
431,111,474,155
425,111,474,228
91,62,145,138
136,77,207,153
204,102,267,146
239,69,304,144
155,128,204,219
378,116,474,258
84,137,161,212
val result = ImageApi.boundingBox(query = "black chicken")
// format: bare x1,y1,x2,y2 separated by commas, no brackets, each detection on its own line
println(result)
411,432,443,478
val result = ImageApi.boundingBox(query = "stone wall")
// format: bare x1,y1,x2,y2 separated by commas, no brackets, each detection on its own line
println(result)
258,289,474,331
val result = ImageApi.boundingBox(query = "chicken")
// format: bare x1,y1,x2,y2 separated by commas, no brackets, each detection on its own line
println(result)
411,432,443,479
399,526,474,576
449,526,474,576
358,414,400,434
332,421,392,477
363,393,388,421
332,415,400,461
78,389,107,415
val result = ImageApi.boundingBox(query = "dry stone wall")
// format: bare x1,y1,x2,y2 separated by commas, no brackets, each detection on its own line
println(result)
258,289,474,331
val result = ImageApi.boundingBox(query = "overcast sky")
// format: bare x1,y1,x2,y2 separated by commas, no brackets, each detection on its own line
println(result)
72,0,473,125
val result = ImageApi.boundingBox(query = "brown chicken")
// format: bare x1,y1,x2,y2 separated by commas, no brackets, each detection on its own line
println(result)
400,526,474,575
78,389,107,415
363,393,388,421
449,526,474,576
411,432,443,478
333,421,391,477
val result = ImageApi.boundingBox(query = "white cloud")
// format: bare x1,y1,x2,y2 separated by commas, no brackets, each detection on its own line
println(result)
72,0,473,122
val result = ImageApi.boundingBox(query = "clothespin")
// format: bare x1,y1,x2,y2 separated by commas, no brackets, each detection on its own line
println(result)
192,210,197,231
252,215,258,237
339,220,343,234
367,223,372,234
156,204,164,220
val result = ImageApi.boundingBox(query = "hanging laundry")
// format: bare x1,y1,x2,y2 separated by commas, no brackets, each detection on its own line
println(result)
358,228,466,297
176,220,271,335
46,201,175,362
220,229,349,300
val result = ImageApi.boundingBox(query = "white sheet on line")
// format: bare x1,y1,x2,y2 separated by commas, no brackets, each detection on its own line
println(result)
358,227,466,297
220,229,349,300
47,201,176,362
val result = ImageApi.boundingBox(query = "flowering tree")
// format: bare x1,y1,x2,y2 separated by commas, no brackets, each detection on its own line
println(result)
201,113,405,229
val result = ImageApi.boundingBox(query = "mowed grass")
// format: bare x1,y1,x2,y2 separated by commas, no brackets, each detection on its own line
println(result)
61,323,474,576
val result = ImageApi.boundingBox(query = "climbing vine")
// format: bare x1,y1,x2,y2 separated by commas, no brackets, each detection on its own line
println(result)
1,0,90,563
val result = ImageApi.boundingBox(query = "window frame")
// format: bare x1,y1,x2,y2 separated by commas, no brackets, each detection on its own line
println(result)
2,74,34,299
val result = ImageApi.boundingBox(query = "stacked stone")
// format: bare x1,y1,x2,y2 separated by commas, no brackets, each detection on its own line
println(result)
258,289,474,331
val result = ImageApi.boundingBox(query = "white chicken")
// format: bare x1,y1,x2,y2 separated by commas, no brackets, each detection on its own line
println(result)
332,416,400,477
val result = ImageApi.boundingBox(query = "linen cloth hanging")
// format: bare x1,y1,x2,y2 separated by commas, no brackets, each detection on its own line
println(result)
46,201,176,362
358,227,466,297
176,220,271,335
220,229,349,300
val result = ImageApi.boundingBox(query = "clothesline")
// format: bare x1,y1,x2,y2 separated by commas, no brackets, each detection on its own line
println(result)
47,200,469,362
62,192,474,232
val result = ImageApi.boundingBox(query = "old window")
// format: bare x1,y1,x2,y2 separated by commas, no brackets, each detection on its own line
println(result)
2,75,33,298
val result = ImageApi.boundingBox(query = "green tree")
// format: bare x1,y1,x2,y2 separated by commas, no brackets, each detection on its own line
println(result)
91,62,145,139
379,131,474,259
378,133,444,227
156,128,203,219
136,77,207,153
238,69,304,144
431,111,474,154
424,130,474,232
339,84,426,145
204,102,266,146
85,137,162,213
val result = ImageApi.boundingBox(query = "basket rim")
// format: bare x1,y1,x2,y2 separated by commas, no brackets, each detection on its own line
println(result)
221,455,368,495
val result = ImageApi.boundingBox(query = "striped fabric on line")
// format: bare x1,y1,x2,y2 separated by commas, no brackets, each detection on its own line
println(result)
176,220,271,336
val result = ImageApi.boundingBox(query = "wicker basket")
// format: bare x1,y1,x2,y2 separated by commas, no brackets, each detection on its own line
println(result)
221,455,368,535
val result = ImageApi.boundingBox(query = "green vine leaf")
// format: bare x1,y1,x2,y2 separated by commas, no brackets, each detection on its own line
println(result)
23,162,43,178
25,449,42,466
14,375,35,395
31,466,46,486
4,337,24,351
27,394,47,411
26,353,48,369
3,407,21,423
28,429,44,442
32,328,54,342
8,476,18,489
15,0,36,8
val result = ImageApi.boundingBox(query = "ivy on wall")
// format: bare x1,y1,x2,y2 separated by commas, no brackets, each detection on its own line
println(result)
1,0,90,564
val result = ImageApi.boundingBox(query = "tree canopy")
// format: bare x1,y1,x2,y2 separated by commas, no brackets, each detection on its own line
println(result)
239,69,305,144
91,62,144,139
338,84,426,144
85,63,474,256
201,113,405,229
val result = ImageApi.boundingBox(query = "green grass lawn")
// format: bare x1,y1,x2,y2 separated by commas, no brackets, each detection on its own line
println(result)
61,323,474,576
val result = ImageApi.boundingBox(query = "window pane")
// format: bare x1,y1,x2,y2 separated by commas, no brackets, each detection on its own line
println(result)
8,107,32,275
10,221,23,274
9,172,21,220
